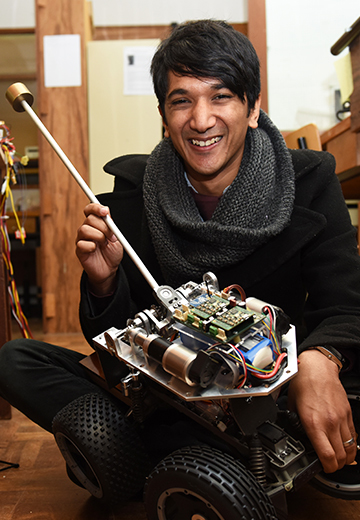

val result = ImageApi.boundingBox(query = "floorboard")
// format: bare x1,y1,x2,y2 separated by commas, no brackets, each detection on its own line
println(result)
1,319,359,519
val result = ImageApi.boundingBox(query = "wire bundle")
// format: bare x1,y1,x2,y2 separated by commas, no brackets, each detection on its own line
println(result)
1,123,32,338
205,303,287,388
210,287,287,385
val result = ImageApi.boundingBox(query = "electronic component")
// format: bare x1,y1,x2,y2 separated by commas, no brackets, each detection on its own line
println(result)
240,337,274,369
127,328,220,388
94,274,291,393
174,293,263,342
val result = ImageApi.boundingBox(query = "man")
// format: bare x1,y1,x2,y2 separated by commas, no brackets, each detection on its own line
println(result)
0,19,358,480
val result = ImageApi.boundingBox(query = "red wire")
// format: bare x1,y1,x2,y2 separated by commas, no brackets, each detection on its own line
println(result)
251,352,287,380
264,306,273,329
234,346,248,387
223,284,246,301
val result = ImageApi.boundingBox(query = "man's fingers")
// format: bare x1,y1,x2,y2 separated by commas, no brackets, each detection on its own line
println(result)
77,223,108,244
340,410,357,465
309,430,340,473
77,213,115,245
310,424,357,473
342,429,358,466
76,239,97,255
83,203,109,218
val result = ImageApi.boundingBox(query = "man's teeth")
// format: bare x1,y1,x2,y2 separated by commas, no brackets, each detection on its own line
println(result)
191,137,221,147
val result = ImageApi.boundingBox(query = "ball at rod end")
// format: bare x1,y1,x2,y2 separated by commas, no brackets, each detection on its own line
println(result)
6,82,34,112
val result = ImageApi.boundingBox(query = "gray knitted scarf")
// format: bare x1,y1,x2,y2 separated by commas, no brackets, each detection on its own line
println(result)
143,110,295,288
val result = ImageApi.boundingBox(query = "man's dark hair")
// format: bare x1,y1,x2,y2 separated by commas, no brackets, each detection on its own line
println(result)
151,19,261,117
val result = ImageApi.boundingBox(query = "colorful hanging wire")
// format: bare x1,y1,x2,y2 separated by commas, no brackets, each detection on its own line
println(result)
0,122,33,338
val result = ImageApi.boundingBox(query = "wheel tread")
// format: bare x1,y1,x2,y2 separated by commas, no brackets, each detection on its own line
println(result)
145,445,278,520
53,393,150,504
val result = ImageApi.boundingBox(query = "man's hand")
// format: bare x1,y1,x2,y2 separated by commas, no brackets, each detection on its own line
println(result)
75,203,123,296
288,349,357,473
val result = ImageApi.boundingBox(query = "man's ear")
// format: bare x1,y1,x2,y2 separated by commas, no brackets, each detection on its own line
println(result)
158,105,170,138
248,95,261,129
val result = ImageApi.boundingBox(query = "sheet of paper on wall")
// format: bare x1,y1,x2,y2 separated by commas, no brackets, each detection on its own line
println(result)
123,46,157,96
43,34,82,88
334,51,354,105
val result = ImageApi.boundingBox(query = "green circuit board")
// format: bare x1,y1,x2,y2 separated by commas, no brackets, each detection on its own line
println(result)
174,293,263,342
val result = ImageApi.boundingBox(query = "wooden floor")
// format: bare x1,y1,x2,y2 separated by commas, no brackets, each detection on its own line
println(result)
0,319,359,519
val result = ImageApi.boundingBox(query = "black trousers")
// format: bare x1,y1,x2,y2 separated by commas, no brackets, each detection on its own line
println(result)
0,338,209,462
0,339,106,432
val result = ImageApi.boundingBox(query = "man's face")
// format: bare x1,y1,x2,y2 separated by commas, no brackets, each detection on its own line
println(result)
160,71,260,195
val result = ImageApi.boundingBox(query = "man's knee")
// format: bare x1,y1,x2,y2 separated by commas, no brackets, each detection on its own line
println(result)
0,339,28,400
0,338,57,396
0,338,28,374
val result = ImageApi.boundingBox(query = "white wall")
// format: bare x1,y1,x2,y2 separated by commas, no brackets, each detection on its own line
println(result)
0,0,35,28
266,0,359,131
0,0,247,29
91,0,247,26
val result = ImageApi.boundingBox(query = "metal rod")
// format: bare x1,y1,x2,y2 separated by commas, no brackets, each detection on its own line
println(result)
6,84,159,292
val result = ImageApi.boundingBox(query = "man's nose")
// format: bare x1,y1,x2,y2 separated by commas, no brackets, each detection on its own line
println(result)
189,100,216,133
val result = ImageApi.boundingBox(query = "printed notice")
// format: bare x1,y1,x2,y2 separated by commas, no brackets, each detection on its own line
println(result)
123,46,156,95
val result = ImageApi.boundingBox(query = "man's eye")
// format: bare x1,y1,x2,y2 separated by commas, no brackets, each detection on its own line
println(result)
171,98,188,105
214,94,232,100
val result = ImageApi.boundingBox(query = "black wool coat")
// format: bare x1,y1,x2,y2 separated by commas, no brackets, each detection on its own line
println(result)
79,149,360,358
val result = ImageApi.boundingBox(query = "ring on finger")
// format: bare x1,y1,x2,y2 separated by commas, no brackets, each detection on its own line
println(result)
343,437,355,448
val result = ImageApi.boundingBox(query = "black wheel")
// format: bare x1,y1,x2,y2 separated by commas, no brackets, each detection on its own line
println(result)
144,445,278,520
312,393,360,500
52,393,150,505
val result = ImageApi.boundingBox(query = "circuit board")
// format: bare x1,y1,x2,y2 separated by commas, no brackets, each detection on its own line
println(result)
173,293,263,342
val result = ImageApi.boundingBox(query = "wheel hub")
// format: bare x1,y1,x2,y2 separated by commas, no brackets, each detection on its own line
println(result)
157,487,225,520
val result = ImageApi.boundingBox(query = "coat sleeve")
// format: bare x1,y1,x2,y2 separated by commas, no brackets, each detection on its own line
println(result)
77,154,152,346
78,266,140,345
297,152,360,355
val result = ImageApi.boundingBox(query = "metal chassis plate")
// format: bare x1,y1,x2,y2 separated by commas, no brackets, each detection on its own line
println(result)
93,326,298,402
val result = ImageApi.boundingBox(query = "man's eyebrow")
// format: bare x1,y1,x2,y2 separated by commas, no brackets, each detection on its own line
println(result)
211,82,228,90
166,83,229,100
167,88,189,100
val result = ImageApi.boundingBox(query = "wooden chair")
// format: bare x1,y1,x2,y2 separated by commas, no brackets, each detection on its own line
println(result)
284,123,322,151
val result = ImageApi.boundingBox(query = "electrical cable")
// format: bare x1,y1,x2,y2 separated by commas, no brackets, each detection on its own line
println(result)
0,123,33,338
223,283,246,301
247,352,287,380
204,305,288,386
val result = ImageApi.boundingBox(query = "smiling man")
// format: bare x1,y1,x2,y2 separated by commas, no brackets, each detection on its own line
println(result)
0,20,359,495
161,73,260,196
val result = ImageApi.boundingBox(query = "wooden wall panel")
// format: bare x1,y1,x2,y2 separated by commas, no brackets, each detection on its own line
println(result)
350,35,360,133
36,0,89,333
248,0,268,114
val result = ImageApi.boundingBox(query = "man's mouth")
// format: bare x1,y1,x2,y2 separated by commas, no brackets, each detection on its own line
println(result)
190,136,222,147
